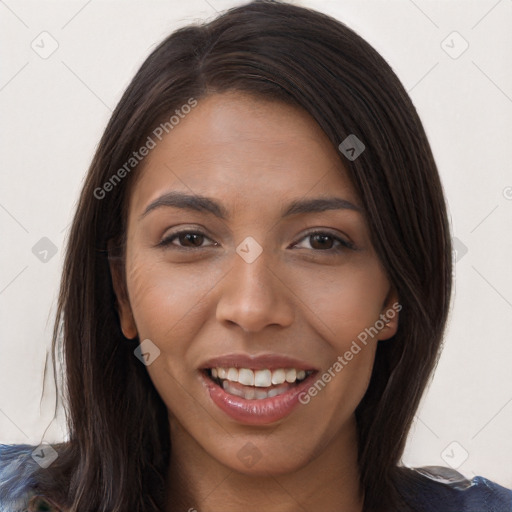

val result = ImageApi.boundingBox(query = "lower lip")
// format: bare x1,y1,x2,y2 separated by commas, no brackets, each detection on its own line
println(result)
201,371,317,425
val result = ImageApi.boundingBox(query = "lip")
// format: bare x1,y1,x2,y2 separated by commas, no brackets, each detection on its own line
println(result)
201,369,318,425
200,353,318,371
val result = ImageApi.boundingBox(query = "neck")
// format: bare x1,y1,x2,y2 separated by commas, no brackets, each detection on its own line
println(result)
165,416,363,512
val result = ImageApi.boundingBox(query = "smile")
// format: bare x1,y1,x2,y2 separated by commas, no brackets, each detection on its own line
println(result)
207,367,313,400
199,353,319,425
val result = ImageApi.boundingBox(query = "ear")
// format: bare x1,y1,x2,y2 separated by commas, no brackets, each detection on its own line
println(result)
108,239,138,340
377,287,401,341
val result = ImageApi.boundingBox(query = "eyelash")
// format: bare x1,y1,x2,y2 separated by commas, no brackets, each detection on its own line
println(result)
157,229,355,253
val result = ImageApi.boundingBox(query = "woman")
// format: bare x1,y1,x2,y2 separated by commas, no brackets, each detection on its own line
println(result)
1,1,510,511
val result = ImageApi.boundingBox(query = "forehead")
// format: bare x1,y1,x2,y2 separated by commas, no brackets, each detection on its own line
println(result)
129,91,360,215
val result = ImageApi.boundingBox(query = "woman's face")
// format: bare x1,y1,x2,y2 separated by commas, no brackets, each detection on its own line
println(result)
112,91,399,475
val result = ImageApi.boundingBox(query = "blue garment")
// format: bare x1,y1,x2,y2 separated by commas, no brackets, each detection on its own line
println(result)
0,444,42,511
0,443,511,511
397,465,512,511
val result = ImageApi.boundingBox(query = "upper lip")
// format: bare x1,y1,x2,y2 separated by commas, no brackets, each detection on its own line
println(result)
200,353,319,371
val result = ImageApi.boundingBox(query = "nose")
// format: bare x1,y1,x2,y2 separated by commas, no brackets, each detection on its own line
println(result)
215,249,294,333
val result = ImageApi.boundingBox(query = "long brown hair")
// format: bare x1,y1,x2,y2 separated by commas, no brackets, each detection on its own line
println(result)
36,1,452,510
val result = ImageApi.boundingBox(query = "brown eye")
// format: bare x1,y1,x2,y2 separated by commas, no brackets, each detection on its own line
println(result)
158,230,217,249
293,230,355,253
309,234,335,250
178,232,205,247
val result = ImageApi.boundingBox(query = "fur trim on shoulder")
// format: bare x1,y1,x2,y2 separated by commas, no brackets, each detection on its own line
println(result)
0,444,40,511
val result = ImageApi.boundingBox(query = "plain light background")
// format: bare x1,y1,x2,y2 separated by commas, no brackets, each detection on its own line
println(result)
1,0,511,488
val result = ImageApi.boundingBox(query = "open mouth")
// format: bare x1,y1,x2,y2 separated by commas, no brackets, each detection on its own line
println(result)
203,367,315,400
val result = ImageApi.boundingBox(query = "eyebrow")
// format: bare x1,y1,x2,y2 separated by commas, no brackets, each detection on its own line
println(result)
139,191,362,220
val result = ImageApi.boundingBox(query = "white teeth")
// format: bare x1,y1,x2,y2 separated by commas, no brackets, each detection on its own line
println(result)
222,380,244,398
244,387,255,400
267,388,282,398
256,388,269,399
210,366,311,391
227,367,239,383
222,379,292,400
285,368,297,383
238,368,254,386
254,369,272,387
271,369,286,385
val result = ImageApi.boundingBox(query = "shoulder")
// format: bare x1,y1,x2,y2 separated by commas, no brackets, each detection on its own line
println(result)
397,465,512,512
0,444,61,512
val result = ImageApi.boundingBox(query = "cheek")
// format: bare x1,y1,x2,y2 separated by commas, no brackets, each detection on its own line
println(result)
125,252,226,352
124,255,223,416
284,259,389,347
293,264,385,433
